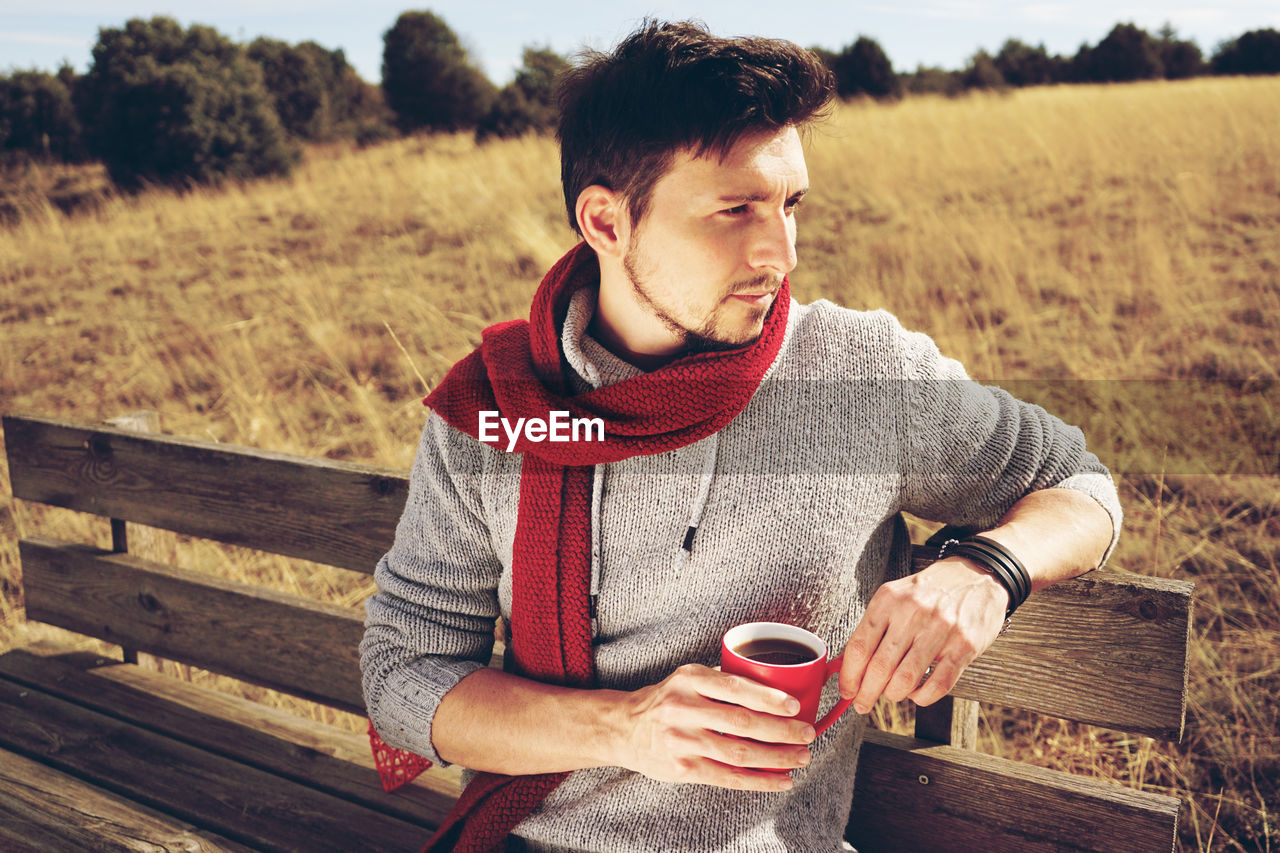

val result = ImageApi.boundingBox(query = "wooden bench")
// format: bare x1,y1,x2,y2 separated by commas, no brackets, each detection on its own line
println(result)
1,412,1193,852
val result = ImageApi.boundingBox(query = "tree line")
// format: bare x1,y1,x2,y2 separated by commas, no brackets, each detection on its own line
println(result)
894,23,1280,98
1,12,1276,193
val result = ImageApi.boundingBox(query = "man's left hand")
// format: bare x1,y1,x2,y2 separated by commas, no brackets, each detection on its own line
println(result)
838,558,1009,714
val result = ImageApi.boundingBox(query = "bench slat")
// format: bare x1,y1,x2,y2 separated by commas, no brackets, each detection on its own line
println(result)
914,555,1192,741
0,648,461,829
20,536,366,713
21,535,1190,739
847,729,1179,853
0,746,255,853
0,674,430,853
4,414,404,573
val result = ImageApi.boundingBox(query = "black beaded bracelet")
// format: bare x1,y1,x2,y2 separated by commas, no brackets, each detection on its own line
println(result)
937,534,1032,616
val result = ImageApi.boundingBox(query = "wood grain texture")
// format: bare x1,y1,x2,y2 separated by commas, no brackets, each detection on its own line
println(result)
915,696,980,747
0,747,254,853
0,648,461,828
847,728,1179,853
0,676,430,853
20,537,367,713
4,413,406,573
914,548,1192,740
103,410,174,675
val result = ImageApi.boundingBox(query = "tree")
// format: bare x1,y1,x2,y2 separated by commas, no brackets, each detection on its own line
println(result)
1065,43,1096,82
248,38,395,143
901,65,962,97
381,10,496,132
1155,23,1204,80
1161,40,1203,78
1087,23,1164,82
1162,33,1198,79
1212,28,1280,75
807,46,837,73
512,46,568,112
830,37,900,100
960,51,1006,91
476,45,569,141
0,69,85,161
248,38,330,140
475,86,539,142
75,16,295,190
993,39,1056,87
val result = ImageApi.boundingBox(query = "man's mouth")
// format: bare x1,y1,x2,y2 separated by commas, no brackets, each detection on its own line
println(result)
729,290,777,306
727,273,782,307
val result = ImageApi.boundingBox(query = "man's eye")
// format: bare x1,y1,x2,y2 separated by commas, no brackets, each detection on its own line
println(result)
785,197,805,215
721,205,749,216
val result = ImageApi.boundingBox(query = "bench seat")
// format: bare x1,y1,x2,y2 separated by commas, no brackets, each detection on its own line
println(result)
0,647,460,853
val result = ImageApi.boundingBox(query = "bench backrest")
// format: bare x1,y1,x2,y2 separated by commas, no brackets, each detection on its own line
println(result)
4,413,1193,850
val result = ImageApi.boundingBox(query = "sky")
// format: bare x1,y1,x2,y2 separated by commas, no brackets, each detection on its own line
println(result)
4,1,1279,84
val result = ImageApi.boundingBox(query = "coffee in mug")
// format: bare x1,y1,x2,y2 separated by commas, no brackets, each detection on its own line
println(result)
721,622,854,741
731,637,820,666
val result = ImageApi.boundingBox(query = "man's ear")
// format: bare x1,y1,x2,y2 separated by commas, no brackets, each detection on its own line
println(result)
576,185,627,260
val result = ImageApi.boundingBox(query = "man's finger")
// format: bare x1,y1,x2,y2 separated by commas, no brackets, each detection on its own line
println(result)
910,628,988,706
702,731,812,772
838,609,888,701
909,657,960,707
689,667,803,718
693,757,800,792
882,638,944,703
849,629,913,715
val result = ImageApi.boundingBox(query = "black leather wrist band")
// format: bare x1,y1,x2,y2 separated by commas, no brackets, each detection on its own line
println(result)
938,535,1032,616
963,535,1032,605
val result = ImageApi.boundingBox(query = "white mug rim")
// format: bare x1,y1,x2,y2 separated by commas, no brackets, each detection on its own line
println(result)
722,621,827,667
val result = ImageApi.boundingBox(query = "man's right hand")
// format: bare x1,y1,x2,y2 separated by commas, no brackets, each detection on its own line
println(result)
431,663,813,791
611,663,816,792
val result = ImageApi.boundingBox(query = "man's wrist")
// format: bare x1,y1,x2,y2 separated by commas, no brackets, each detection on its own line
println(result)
929,556,1012,613
587,687,635,770
936,534,1032,615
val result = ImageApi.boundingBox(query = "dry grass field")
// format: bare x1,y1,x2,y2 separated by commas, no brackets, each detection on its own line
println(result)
2,75,1278,851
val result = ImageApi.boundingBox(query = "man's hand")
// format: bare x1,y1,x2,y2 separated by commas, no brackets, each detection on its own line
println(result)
838,558,1009,713
614,664,816,792
837,489,1114,714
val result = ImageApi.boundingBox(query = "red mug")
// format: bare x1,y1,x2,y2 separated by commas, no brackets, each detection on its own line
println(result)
721,621,854,738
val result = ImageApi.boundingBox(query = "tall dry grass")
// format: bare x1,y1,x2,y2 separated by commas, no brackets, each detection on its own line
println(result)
2,75,1277,851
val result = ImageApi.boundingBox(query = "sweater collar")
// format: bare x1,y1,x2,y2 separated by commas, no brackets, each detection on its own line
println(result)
560,284,645,392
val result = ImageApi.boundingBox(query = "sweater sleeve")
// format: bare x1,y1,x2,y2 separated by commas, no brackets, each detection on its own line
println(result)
893,322,1123,565
360,411,503,765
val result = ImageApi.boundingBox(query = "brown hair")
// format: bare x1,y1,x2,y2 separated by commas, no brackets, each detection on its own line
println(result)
556,20,835,234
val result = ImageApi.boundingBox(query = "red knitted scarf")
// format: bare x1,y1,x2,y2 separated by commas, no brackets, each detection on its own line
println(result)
372,241,789,852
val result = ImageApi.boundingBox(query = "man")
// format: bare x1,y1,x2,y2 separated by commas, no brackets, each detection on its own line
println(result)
361,20,1119,852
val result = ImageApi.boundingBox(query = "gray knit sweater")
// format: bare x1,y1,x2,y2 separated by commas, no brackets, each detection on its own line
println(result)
360,287,1122,852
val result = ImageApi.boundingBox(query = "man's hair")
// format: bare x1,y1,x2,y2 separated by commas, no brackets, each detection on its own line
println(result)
556,20,836,234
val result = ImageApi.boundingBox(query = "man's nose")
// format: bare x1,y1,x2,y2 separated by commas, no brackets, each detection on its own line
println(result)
748,209,798,275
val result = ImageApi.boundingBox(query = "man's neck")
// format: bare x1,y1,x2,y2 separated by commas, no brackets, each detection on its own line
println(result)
586,280,686,371
586,312,684,371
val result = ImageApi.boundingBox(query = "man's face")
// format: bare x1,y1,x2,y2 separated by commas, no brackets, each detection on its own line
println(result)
619,125,808,353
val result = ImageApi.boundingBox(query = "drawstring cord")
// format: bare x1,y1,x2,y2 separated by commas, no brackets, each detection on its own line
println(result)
682,432,719,553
